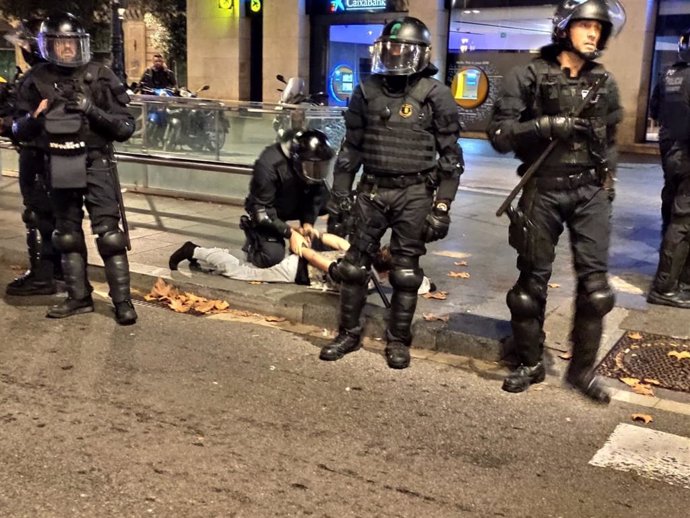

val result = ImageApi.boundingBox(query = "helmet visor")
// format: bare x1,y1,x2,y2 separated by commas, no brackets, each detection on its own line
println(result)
38,33,91,67
371,41,428,76
300,158,335,186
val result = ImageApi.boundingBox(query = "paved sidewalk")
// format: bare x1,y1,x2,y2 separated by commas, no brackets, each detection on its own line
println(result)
0,142,688,389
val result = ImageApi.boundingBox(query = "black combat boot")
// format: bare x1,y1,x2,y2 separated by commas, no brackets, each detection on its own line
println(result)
385,341,410,370
647,289,690,309
502,363,546,393
169,241,199,270
5,264,57,296
565,369,610,404
47,295,95,318
46,252,94,318
320,328,361,361
114,300,137,326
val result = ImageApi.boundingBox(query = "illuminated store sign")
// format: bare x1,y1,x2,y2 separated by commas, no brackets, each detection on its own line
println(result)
330,0,387,12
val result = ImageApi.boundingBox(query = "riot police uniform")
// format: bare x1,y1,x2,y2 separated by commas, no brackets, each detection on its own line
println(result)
3,19,63,296
13,13,137,325
647,29,690,308
488,0,625,401
242,129,333,268
320,17,464,370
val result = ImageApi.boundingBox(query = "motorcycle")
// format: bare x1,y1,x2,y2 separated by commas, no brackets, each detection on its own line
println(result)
273,74,345,147
162,85,230,153
132,83,176,148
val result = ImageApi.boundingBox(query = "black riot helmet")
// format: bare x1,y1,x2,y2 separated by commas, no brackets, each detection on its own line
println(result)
552,0,626,60
4,18,43,66
371,17,432,76
38,12,91,67
679,29,690,63
282,129,336,185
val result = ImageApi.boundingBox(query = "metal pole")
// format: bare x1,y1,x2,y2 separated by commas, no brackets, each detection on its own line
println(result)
111,0,127,84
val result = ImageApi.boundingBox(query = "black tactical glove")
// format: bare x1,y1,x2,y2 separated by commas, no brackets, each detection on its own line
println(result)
64,93,95,116
535,115,590,141
423,201,451,243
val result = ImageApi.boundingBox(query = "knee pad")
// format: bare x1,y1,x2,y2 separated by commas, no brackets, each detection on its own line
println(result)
391,255,420,270
577,273,615,317
22,209,38,227
337,258,369,285
389,268,424,292
92,218,120,236
507,284,542,319
96,230,128,258
52,230,86,254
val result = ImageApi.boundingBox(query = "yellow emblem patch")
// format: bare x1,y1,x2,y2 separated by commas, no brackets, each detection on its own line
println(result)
399,103,413,118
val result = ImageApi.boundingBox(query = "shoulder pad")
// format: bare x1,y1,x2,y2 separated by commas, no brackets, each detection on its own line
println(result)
95,64,130,105
260,144,287,169
407,77,435,104
360,76,383,102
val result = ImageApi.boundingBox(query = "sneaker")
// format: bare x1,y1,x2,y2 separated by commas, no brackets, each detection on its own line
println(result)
501,362,546,393
169,241,199,270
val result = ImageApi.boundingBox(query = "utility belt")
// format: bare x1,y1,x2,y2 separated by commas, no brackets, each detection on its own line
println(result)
534,168,601,191
360,171,431,189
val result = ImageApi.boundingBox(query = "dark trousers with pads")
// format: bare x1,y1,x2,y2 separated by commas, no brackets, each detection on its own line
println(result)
509,171,613,373
337,177,433,344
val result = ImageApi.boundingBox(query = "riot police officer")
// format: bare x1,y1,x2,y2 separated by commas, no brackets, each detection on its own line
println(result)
320,17,464,370
242,129,334,268
12,13,137,325
3,18,64,296
487,0,625,402
647,28,690,308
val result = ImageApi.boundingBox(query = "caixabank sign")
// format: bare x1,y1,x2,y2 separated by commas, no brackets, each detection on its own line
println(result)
307,0,406,15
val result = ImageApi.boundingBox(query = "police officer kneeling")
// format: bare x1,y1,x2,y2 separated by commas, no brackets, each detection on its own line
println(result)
12,13,137,325
321,17,464,369
488,0,625,402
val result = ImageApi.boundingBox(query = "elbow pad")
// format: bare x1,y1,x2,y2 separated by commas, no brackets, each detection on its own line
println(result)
88,107,135,142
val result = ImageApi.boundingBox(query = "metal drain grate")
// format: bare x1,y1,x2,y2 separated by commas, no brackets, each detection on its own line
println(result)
597,332,690,393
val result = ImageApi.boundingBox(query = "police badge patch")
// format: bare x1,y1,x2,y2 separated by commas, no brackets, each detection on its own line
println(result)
399,103,413,118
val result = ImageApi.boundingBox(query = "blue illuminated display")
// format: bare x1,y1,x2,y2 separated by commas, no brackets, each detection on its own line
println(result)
330,0,387,13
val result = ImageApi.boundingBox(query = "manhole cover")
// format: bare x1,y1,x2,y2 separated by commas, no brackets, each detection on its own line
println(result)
598,332,690,393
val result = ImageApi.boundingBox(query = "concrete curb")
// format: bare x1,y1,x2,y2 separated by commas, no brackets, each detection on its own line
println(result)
1,246,509,363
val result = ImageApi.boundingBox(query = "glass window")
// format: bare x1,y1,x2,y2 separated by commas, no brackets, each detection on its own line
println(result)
446,2,557,133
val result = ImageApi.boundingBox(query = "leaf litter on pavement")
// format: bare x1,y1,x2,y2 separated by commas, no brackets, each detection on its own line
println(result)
145,278,230,315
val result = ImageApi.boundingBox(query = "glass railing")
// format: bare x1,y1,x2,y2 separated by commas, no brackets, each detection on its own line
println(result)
120,95,347,166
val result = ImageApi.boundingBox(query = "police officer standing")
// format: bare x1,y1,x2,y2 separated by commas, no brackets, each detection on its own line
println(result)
12,13,137,325
488,0,625,402
320,17,463,370
3,18,64,296
241,129,334,269
647,28,690,308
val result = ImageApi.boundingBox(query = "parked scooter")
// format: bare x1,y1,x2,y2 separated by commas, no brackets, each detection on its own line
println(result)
273,74,344,147
163,85,230,153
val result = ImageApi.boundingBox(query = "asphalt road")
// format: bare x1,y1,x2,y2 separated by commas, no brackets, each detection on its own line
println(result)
1,268,688,518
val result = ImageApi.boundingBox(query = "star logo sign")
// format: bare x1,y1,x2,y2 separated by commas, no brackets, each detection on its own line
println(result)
330,0,345,12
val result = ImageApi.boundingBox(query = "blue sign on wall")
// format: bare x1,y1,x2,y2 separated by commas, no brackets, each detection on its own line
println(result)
330,0,387,12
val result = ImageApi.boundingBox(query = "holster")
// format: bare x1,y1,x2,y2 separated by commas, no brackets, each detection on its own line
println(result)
44,108,88,189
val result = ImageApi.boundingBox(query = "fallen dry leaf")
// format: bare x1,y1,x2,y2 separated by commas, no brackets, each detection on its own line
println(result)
632,383,655,397
448,271,470,279
168,298,191,313
643,378,661,386
453,261,468,267
548,283,560,289
631,413,654,424
248,281,264,285
422,291,448,300
214,300,230,311
195,300,218,314
147,278,231,315
619,377,641,387
668,350,690,360
265,315,287,323
422,312,449,323
627,331,643,340
432,251,470,259
558,350,573,360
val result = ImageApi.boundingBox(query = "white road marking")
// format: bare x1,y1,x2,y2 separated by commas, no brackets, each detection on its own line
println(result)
609,275,645,295
590,423,690,489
